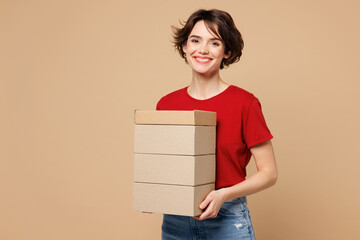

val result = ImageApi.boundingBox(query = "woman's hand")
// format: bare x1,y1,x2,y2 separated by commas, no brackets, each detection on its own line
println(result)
194,189,226,221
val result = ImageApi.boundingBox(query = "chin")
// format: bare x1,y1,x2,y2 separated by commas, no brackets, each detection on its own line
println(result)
193,66,218,75
195,70,217,76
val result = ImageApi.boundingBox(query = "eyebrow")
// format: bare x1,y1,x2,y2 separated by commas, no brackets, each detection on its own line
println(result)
189,35,222,41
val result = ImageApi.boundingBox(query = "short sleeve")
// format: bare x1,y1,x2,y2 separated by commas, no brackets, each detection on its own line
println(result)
156,98,162,110
242,97,273,148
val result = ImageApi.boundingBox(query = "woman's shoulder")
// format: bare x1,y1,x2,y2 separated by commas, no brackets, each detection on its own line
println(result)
228,85,257,103
160,87,187,99
156,86,188,110
158,87,187,103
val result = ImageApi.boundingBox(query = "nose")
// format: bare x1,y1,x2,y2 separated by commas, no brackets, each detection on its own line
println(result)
198,43,209,54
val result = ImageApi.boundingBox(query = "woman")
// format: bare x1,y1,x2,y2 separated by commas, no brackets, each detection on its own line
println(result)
156,9,277,239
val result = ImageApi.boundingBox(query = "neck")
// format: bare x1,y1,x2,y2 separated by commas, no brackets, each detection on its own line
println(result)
188,70,229,100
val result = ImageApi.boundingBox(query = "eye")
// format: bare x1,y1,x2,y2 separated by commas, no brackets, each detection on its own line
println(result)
191,39,199,43
211,42,220,46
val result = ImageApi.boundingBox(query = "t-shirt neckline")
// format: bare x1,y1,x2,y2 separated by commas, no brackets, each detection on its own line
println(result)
184,85,233,102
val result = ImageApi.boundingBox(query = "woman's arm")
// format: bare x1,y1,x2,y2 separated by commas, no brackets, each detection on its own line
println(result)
195,140,278,220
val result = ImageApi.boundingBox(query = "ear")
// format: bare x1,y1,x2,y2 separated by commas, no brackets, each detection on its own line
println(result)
182,43,187,53
224,50,231,59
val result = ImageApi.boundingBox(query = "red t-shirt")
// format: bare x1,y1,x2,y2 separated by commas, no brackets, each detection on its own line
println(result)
156,85,273,189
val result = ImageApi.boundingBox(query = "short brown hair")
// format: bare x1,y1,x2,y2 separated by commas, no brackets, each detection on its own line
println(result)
172,9,244,69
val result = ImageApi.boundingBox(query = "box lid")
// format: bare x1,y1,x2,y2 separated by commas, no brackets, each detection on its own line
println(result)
134,110,216,126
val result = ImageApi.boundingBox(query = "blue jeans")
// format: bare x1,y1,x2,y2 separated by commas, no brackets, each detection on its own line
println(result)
162,197,255,240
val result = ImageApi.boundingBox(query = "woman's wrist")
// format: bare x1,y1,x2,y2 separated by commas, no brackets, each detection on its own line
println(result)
217,187,232,203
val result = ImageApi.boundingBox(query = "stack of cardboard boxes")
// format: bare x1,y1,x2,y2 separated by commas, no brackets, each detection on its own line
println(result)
133,110,217,216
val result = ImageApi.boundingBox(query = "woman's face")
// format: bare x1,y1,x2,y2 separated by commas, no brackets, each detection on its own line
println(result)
182,20,230,76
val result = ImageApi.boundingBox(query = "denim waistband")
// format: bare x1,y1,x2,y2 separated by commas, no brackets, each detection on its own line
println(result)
225,196,247,205
221,196,248,212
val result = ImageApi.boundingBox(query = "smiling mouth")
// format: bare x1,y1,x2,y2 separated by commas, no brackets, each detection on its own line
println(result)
194,57,212,63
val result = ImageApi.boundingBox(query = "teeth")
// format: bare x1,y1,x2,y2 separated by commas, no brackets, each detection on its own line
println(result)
196,57,210,62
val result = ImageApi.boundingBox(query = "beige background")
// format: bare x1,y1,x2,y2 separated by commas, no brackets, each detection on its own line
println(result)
1,0,360,239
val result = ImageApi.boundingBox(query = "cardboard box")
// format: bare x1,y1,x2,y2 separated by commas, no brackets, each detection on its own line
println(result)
134,153,215,186
135,110,216,126
134,125,216,155
133,110,217,216
133,182,215,216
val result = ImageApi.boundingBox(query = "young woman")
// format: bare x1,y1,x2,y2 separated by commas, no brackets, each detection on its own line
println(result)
156,9,277,239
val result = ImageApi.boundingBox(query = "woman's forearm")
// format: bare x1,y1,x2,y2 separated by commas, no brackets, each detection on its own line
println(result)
220,140,278,202
219,169,278,203
197,141,277,220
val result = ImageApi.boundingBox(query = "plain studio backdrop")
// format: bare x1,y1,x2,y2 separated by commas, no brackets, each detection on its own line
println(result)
1,0,360,239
